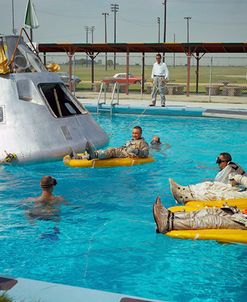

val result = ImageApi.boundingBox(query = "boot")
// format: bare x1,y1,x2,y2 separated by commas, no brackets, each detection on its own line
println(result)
153,197,171,233
85,142,97,160
169,178,194,205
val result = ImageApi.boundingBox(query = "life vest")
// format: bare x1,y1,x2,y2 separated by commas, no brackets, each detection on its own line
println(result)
228,162,245,175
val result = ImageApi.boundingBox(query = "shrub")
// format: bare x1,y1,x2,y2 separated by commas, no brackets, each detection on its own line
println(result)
0,293,14,302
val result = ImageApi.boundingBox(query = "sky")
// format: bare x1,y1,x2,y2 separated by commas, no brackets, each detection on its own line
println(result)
0,0,247,44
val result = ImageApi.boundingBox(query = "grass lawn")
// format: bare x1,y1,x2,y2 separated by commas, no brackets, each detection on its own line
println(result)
58,64,247,93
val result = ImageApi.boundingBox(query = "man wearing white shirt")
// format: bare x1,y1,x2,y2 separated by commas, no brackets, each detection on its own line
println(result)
149,53,169,107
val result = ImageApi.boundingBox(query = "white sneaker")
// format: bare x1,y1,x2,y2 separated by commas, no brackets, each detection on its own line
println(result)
169,178,194,205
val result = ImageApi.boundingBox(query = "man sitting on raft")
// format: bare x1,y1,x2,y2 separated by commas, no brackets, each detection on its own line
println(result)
85,126,149,160
153,197,247,234
169,152,246,204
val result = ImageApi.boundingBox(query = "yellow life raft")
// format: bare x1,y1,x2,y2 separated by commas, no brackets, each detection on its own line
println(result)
166,204,247,244
176,199,247,211
63,154,155,168
169,198,247,212
166,229,247,244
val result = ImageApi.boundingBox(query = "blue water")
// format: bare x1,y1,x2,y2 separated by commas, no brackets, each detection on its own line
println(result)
0,114,247,302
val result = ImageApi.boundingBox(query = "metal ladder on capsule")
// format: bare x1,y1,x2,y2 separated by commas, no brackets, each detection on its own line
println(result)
97,82,120,116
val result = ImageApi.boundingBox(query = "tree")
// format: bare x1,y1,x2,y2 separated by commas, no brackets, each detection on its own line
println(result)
107,59,113,67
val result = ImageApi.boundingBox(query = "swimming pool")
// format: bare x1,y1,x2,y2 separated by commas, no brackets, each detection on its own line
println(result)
1,114,247,302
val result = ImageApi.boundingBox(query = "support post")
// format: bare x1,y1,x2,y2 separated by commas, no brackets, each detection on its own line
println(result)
91,54,94,90
68,52,73,92
125,49,129,95
87,52,99,91
141,52,145,94
191,52,205,95
43,52,46,66
186,50,191,97
195,52,199,94
209,57,213,102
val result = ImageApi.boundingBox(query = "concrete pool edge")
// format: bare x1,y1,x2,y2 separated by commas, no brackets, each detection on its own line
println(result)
1,276,164,302
84,103,247,120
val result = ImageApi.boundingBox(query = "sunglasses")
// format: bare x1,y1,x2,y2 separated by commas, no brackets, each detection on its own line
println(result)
216,157,227,164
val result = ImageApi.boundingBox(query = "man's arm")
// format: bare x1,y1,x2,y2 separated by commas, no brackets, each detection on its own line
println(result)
214,165,233,184
164,63,169,80
232,174,247,188
151,64,155,79
137,141,149,158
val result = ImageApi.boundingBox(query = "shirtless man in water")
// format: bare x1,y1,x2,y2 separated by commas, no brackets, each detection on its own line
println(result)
27,176,65,221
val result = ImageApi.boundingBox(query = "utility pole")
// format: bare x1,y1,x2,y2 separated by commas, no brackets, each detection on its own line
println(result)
84,26,89,67
184,16,192,43
102,12,109,71
111,3,119,69
184,17,192,97
157,17,160,43
173,33,176,67
84,26,89,43
89,26,96,91
90,26,95,43
11,0,17,35
162,0,167,61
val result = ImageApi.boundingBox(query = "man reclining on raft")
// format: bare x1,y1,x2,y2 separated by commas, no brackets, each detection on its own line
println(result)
169,152,246,204
85,126,149,160
153,197,247,234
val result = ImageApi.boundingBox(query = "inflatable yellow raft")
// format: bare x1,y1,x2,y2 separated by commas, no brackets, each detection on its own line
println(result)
186,199,247,210
166,204,247,244
169,198,247,212
63,154,154,168
166,229,247,244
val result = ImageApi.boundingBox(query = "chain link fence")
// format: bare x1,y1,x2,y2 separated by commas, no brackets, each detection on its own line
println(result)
42,52,247,100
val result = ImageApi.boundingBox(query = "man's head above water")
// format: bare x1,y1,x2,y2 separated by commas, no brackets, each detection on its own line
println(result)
40,176,57,190
216,152,232,170
132,126,143,140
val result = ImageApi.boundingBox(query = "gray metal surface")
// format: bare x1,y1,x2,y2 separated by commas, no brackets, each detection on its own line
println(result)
0,36,108,162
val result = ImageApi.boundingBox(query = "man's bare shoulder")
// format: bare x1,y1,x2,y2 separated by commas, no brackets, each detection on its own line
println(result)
24,196,64,203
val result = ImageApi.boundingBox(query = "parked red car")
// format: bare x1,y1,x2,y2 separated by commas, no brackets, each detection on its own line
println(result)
103,73,143,85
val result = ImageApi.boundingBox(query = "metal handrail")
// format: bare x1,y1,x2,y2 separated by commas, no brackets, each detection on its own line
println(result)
97,82,107,114
110,82,120,116
97,81,120,116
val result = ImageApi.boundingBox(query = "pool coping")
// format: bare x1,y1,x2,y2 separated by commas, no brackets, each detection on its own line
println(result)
84,103,247,120
1,276,164,302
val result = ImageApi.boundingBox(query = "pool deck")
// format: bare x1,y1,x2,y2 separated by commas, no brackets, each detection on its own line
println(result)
1,276,163,302
76,91,247,119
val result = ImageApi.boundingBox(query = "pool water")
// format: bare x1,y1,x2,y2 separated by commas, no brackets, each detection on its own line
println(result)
1,114,247,302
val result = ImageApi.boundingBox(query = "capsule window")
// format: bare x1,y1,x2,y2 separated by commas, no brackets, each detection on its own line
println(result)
38,83,86,118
